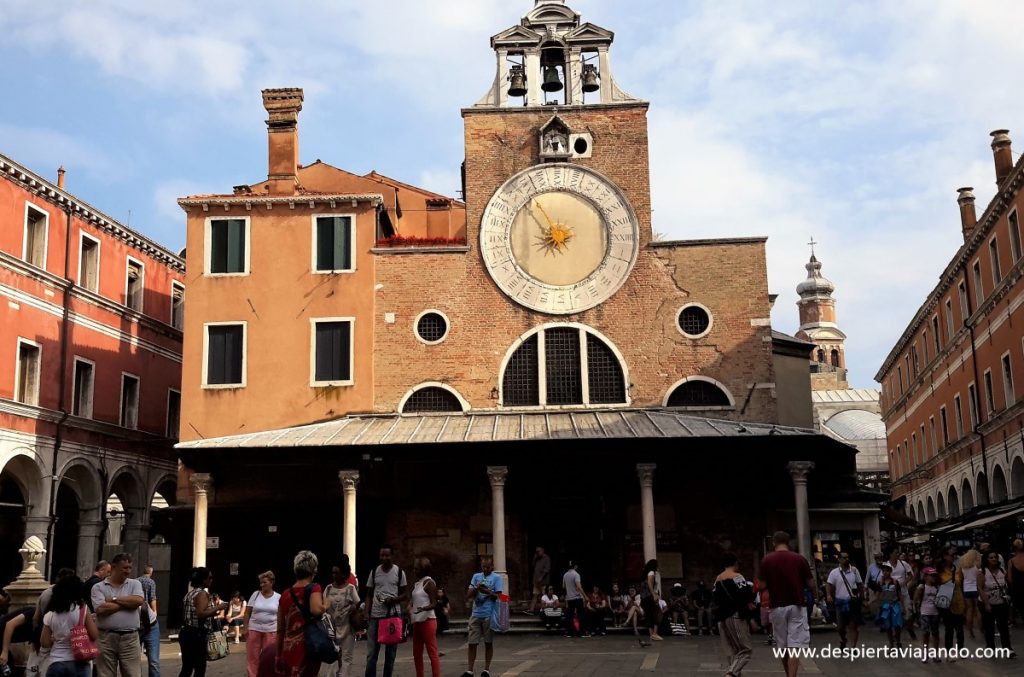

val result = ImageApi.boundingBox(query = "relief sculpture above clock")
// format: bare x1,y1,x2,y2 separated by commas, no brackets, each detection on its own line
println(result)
480,163,640,315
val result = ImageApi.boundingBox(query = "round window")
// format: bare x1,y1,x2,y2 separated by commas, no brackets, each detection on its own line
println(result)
416,311,449,344
678,305,711,338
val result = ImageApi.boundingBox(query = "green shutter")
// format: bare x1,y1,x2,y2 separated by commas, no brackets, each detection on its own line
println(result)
316,218,334,271
210,221,228,273
337,217,352,270
227,219,245,273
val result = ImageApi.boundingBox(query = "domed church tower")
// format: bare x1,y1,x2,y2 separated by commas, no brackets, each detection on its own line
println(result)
795,242,849,389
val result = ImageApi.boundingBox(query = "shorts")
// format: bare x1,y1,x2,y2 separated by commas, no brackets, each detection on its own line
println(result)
229,619,244,627
770,605,810,649
835,599,863,627
467,616,493,644
963,591,979,600
919,614,940,634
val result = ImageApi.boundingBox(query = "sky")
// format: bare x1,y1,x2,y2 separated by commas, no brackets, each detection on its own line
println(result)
3,0,1024,389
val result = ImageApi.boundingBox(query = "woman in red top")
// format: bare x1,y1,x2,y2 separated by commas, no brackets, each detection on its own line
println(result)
276,550,327,677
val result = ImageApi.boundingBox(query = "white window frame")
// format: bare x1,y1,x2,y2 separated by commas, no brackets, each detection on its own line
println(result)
166,388,181,439
311,213,357,274
71,356,96,419
953,393,964,439
968,381,979,428
989,237,1002,286
958,280,969,320
413,309,451,346
944,299,954,341
939,405,949,447
897,365,904,395
972,259,984,307
920,424,928,459
124,256,145,312
309,317,356,387
675,302,715,339
119,371,140,429
911,432,918,466
922,331,930,363
22,202,49,270
14,337,42,406
202,321,248,389
931,315,941,353
78,232,102,293
170,281,186,330
203,216,251,277
929,416,938,455
983,368,995,416
1001,350,1014,408
1010,207,1022,263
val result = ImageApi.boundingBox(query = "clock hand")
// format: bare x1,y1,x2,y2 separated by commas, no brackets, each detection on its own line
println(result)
534,200,556,230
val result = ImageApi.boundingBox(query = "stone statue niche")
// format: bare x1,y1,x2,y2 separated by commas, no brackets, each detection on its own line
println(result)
539,115,571,161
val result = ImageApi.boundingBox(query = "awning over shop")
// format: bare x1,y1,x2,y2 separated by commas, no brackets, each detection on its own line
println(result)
948,504,1024,532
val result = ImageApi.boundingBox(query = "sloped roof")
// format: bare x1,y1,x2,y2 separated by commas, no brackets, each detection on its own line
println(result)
812,389,880,404
822,409,886,440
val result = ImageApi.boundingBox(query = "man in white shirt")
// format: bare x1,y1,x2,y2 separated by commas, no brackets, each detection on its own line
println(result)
91,552,145,677
825,553,864,649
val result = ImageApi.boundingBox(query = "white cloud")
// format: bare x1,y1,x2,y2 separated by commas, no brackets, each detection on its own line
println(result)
0,124,122,183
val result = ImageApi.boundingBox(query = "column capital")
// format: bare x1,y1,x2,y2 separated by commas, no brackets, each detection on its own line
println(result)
339,470,361,491
190,472,213,493
487,466,508,488
787,461,815,483
636,463,656,487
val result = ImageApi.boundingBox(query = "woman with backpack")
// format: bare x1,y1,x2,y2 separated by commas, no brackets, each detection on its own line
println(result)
276,550,327,677
978,551,1016,657
40,575,97,677
936,545,966,660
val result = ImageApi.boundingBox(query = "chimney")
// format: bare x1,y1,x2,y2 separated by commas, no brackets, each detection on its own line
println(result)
57,166,66,190
957,187,977,241
991,129,1013,186
261,88,304,195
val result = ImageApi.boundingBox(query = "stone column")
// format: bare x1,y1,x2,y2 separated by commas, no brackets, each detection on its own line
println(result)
76,520,104,579
637,464,657,563
487,467,508,573
190,473,213,568
339,470,360,574
124,521,150,569
788,461,815,566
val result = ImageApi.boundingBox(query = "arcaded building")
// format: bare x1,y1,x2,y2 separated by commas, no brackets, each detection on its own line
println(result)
878,129,1024,538
176,0,878,602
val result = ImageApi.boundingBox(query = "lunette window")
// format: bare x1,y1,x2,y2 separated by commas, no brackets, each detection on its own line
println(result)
313,320,353,384
314,216,354,272
208,219,247,274
120,374,140,429
206,325,245,386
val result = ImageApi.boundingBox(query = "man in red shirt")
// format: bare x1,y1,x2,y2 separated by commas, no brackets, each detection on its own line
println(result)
759,531,815,677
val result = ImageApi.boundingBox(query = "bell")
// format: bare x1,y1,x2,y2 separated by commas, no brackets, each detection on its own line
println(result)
508,65,527,98
541,66,564,93
581,64,600,93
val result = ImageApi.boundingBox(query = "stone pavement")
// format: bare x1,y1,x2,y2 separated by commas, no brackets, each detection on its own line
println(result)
160,629,1020,676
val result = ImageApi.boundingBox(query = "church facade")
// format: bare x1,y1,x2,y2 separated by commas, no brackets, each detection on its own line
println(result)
175,0,876,609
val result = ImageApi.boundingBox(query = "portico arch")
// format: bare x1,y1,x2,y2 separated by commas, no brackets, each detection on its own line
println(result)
1011,456,1024,499
961,478,975,511
976,472,990,506
947,485,960,517
926,496,936,523
992,465,1009,503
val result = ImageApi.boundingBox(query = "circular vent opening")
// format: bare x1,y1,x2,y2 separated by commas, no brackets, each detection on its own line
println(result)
574,137,589,155
416,312,449,344
678,305,711,338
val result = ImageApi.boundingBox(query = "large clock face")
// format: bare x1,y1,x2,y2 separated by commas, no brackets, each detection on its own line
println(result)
480,164,640,314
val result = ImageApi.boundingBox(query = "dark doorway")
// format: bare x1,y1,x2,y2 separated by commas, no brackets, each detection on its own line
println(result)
51,484,80,575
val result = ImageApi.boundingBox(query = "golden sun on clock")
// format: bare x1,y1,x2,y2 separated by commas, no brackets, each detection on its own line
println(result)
509,191,606,286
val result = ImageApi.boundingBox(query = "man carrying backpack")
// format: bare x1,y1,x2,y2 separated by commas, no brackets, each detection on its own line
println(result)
364,546,408,677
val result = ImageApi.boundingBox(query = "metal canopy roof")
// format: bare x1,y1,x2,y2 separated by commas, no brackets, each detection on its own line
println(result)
176,408,819,450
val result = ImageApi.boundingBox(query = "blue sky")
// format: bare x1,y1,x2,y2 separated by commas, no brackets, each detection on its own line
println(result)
4,0,1024,388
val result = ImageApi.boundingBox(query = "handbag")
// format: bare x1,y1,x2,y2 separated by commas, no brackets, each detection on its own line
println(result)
377,615,404,645
206,629,229,661
491,593,510,633
70,606,100,662
291,585,338,664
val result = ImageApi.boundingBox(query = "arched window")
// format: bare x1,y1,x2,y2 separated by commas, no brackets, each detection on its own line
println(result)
816,349,825,362
501,326,627,407
666,379,731,408
402,386,464,414
830,349,840,367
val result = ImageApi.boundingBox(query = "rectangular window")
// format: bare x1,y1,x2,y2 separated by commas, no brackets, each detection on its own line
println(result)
14,339,42,406
911,433,918,465
958,280,969,320
968,382,979,428
119,373,140,429
166,390,181,439
171,282,185,330
125,258,144,311
931,316,941,352
990,237,1002,286
973,261,984,307
23,204,48,269
205,324,246,387
206,218,248,274
313,215,355,273
984,369,995,416
920,424,928,459
929,416,938,455
311,319,354,385
1002,352,1015,408
922,331,930,362
939,406,949,446
79,234,100,292
72,358,95,418
945,300,954,340
1011,209,1023,263
954,393,964,439
897,365,904,395
910,346,919,376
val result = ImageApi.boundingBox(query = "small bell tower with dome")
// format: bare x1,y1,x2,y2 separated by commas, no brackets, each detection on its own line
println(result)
795,240,849,389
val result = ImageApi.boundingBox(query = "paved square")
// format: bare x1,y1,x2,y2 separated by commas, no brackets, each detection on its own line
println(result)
168,629,1020,676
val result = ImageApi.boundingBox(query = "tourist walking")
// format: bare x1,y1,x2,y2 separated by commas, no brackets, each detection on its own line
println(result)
137,565,160,677
876,564,904,649
179,567,229,677
40,575,98,677
226,592,246,644
978,550,1016,657
245,571,280,677
91,553,145,677
364,546,408,677
410,558,440,677
562,561,588,638
463,555,501,677
276,550,326,677
759,531,813,677
958,549,981,640
713,553,756,677
324,558,360,677
640,559,663,642
914,567,940,662
825,552,863,650
528,547,551,614
884,545,916,641
1008,539,1024,625
936,545,965,659
865,553,884,620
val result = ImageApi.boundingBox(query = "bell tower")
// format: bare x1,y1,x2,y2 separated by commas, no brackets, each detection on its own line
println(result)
795,241,849,389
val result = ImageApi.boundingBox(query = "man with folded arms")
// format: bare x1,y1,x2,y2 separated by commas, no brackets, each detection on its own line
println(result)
91,552,145,677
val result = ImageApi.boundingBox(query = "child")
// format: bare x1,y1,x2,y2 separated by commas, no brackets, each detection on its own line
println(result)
914,567,940,663
877,563,904,649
